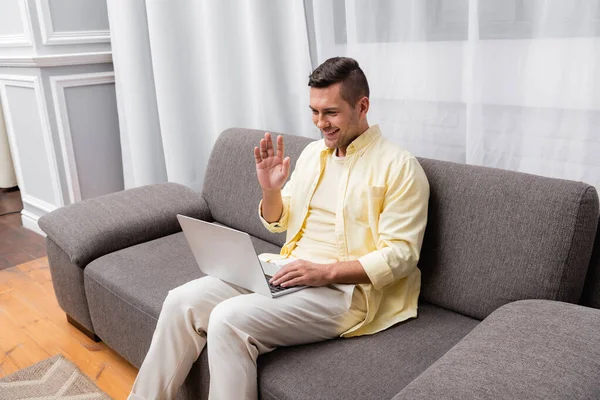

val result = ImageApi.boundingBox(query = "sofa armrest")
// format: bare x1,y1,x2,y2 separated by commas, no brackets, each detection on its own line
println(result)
39,182,212,266
392,300,600,400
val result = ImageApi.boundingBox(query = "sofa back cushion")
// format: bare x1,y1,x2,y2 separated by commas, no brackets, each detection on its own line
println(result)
202,128,313,247
417,158,599,320
203,128,599,319
581,218,600,309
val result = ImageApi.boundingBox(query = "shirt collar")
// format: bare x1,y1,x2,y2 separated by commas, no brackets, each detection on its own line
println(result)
320,124,382,156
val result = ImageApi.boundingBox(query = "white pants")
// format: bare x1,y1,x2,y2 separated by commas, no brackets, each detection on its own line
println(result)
128,276,367,400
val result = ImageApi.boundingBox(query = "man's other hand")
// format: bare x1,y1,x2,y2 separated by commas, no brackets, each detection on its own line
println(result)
254,132,291,192
269,259,332,287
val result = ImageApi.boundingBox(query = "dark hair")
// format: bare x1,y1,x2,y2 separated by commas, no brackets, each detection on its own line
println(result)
308,57,370,106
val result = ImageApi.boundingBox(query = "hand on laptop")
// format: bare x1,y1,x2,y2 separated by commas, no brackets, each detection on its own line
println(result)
254,132,291,192
269,259,332,287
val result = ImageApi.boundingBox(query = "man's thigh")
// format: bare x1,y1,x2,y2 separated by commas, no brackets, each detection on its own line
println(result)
207,284,367,352
162,276,252,319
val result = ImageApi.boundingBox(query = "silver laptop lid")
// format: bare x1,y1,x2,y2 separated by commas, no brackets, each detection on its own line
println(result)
176,214,272,297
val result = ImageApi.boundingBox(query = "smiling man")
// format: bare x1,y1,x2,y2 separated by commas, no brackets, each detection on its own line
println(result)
128,57,430,400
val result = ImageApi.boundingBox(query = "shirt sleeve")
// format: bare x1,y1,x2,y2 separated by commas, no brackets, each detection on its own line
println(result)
258,167,296,233
258,197,290,233
358,157,430,290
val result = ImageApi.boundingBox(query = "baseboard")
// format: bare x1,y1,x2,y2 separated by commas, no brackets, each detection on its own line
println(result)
21,210,47,236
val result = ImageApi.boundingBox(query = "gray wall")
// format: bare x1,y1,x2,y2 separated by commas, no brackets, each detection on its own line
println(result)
0,0,121,234
4,84,59,204
0,1,25,37
64,81,123,199
49,0,110,32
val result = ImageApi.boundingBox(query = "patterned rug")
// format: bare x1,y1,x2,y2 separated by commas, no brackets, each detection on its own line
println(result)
0,355,111,399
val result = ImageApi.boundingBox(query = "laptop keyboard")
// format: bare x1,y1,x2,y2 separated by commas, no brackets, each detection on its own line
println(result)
264,275,288,294
268,281,288,294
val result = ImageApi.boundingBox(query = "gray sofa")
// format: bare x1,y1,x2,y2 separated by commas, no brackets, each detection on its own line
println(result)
39,128,600,400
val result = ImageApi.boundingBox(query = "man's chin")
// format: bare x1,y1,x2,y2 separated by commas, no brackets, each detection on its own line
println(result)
324,137,337,149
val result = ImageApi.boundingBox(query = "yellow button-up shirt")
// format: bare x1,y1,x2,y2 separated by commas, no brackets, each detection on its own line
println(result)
259,125,430,337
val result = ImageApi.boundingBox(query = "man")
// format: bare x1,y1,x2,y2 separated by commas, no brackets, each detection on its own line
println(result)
128,57,430,400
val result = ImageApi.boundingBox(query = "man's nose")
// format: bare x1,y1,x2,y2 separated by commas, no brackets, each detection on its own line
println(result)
316,116,328,129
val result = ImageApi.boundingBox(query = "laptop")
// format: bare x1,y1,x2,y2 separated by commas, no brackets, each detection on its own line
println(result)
176,214,308,298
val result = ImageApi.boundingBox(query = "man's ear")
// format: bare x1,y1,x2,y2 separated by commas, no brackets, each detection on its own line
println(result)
358,96,370,115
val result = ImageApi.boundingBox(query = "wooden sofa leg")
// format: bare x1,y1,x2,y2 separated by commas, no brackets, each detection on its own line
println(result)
67,314,101,342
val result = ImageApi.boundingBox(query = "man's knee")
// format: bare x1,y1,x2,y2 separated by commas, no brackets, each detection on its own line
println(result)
161,276,219,316
207,297,252,339
207,297,276,357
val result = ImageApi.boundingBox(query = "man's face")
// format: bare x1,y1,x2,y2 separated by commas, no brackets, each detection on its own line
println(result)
309,82,365,153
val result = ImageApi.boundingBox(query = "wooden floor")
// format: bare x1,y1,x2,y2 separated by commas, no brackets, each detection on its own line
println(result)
0,257,137,399
0,188,47,270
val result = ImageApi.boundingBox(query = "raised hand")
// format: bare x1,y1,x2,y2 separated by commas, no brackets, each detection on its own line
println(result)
254,132,291,192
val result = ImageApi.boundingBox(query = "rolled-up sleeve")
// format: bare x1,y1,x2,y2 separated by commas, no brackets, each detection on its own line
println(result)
359,157,430,290
259,197,291,233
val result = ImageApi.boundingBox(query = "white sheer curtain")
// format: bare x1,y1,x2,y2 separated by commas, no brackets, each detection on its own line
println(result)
107,0,315,191
311,0,600,190
108,0,600,191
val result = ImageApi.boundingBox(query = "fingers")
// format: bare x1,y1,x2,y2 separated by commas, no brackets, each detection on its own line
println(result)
276,135,284,160
268,260,324,287
271,269,302,286
253,146,262,164
269,267,289,283
265,132,274,157
281,277,305,287
259,132,279,161
282,156,291,178
259,138,267,159
269,262,300,283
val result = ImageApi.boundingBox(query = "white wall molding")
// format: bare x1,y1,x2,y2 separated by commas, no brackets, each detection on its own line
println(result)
0,74,64,222
0,33,31,47
0,0,33,48
35,0,111,46
43,29,111,46
22,194,57,213
50,71,116,204
0,51,112,67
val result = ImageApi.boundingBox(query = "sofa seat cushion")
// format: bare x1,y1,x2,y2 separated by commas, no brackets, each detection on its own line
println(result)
177,302,478,400
393,300,600,400
84,228,479,400
84,230,281,367
253,302,479,400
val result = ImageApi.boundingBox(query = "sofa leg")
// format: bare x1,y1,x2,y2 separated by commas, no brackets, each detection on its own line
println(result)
67,314,101,343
